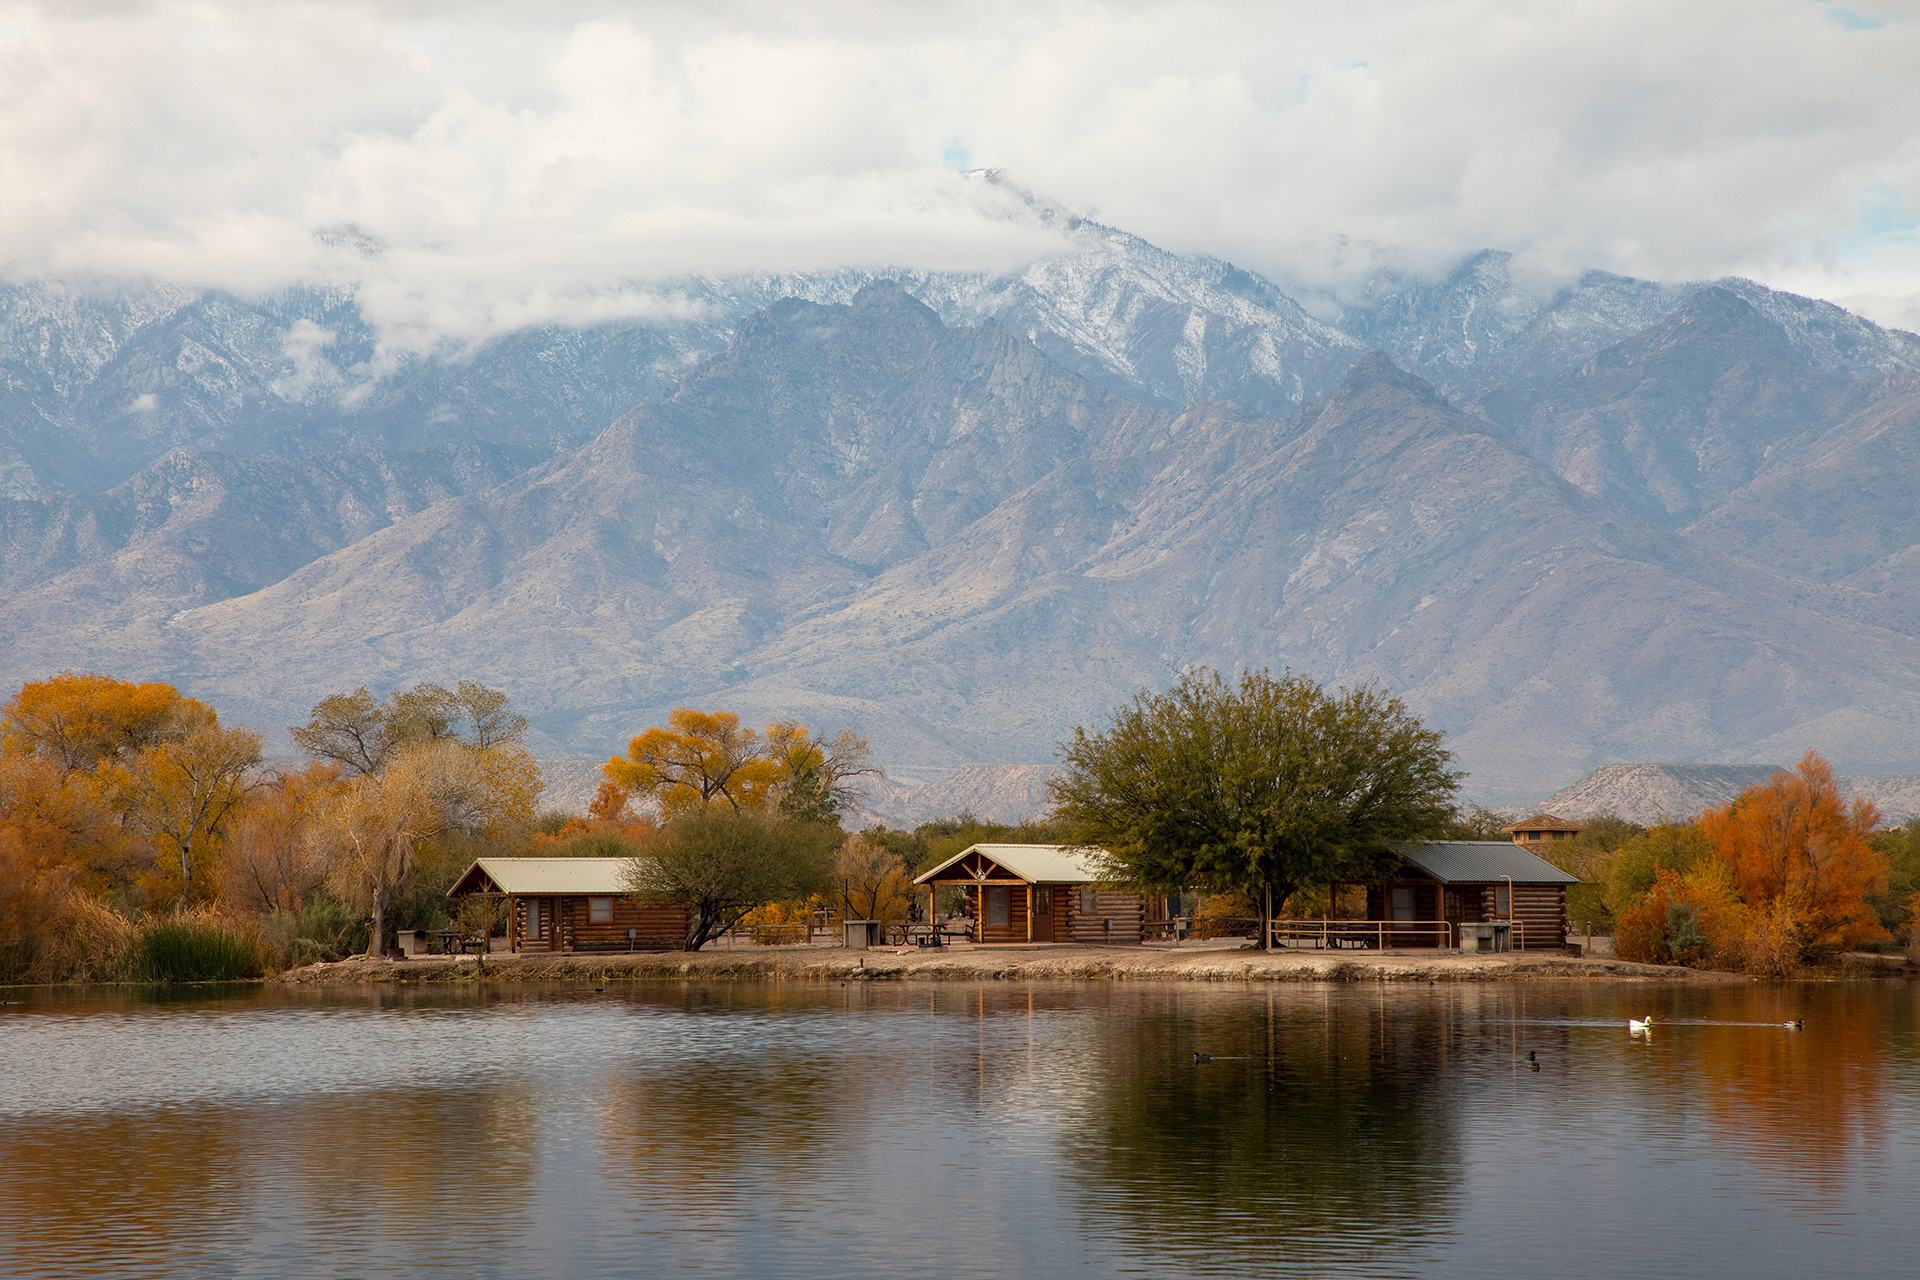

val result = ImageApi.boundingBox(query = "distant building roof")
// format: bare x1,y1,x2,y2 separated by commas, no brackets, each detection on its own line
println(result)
448,857,636,896
1397,841,1578,885
1502,813,1583,834
913,843,1114,885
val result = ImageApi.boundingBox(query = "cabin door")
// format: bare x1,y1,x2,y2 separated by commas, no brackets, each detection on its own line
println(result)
1031,887,1054,942
526,897,557,950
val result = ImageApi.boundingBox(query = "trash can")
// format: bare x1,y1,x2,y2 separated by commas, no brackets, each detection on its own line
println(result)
843,920,882,950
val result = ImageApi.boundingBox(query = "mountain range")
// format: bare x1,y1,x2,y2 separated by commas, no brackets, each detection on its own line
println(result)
5,173,1920,806
1536,764,1920,827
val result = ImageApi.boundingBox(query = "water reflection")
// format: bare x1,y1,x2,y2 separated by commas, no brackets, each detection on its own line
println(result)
1056,986,1464,1278
0,982,1915,1279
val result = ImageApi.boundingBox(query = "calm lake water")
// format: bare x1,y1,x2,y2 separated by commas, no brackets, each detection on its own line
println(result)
1,979,1916,1279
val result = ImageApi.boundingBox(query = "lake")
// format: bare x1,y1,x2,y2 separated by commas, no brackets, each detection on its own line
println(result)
1,980,1915,1279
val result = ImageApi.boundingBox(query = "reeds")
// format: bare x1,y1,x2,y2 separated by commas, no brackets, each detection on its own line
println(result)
130,909,270,983
0,889,139,985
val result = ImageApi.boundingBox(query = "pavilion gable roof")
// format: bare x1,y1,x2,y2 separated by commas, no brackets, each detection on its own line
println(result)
912,842,1115,885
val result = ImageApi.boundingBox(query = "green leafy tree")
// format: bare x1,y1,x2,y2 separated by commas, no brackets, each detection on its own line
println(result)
1602,824,1711,922
1050,668,1458,947
1868,820,1920,943
1436,803,1510,841
627,807,836,950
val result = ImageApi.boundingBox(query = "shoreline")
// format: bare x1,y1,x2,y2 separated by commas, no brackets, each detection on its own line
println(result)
276,943,1748,987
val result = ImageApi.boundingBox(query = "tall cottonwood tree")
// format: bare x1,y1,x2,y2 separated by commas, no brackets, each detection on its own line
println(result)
2,672,215,775
111,722,264,906
1050,668,1459,948
292,681,529,778
606,709,876,822
218,763,345,914
307,738,541,957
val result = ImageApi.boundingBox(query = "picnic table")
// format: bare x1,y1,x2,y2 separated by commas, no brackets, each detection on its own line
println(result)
436,930,485,955
888,921,974,947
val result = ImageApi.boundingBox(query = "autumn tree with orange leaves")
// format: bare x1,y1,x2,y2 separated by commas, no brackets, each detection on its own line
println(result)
1699,751,1888,955
2,673,262,908
1616,752,1889,972
605,709,875,823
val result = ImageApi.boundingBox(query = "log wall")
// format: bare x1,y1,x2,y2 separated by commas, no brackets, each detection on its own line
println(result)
1064,886,1145,944
1478,883,1567,951
510,894,688,952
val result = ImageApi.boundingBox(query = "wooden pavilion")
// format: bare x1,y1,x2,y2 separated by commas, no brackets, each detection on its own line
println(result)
912,843,1149,944
447,857,689,953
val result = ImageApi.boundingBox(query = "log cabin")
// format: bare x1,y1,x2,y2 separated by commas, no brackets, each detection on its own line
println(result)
1501,813,1583,850
447,857,689,953
1355,840,1578,951
912,843,1149,943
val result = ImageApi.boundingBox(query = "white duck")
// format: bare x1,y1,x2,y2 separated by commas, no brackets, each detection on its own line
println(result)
1782,1018,1804,1030
1629,1015,1656,1034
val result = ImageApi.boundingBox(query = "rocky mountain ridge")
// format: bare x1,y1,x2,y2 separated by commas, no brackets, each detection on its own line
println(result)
1537,763,1920,825
6,183,1920,804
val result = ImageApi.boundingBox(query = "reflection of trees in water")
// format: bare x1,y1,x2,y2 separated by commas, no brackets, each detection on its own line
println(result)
280,1085,540,1270
0,1084,536,1278
599,985,877,1219
1643,986,1904,1205
1054,987,1464,1279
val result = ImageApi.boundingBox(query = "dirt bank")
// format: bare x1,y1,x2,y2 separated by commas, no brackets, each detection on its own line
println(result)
278,943,1732,987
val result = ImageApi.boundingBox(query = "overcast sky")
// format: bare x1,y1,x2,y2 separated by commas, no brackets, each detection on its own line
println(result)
3,0,1917,349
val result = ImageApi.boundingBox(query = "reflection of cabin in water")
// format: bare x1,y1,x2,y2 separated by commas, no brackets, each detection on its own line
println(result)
448,857,688,953
1357,841,1577,951
912,843,1150,943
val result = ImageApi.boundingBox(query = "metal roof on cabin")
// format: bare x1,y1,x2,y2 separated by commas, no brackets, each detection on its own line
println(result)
1397,841,1578,884
1501,813,1582,832
449,856,636,896
913,843,1113,885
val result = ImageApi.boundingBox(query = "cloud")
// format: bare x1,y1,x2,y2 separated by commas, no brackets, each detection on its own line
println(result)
2,0,1917,349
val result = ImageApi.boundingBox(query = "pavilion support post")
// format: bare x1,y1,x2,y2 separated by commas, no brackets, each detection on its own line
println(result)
1263,883,1274,952
1026,883,1033,943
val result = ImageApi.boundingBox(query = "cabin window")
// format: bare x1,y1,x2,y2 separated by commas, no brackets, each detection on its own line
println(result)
986,887,1010,927
1495,885,1512,916
1033,887,1052,915
1390,886,1415,922
1078,888,1097,915
588,896,614,924
527,899,543,935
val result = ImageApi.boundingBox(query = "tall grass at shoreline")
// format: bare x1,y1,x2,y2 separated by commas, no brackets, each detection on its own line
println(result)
3,895,272,985
131,910,271,983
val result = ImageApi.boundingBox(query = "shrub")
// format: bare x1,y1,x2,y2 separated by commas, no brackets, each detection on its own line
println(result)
739,898,821,945
262,892,369,967
132,910,270,982
1191,890,1258,939
1616,864,1745,968
0,887,139,984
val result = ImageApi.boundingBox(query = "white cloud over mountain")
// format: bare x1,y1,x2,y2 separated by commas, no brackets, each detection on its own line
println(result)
2,0,1917,351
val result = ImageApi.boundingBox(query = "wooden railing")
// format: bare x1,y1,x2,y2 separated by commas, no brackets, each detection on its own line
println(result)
1268,919,1455,950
